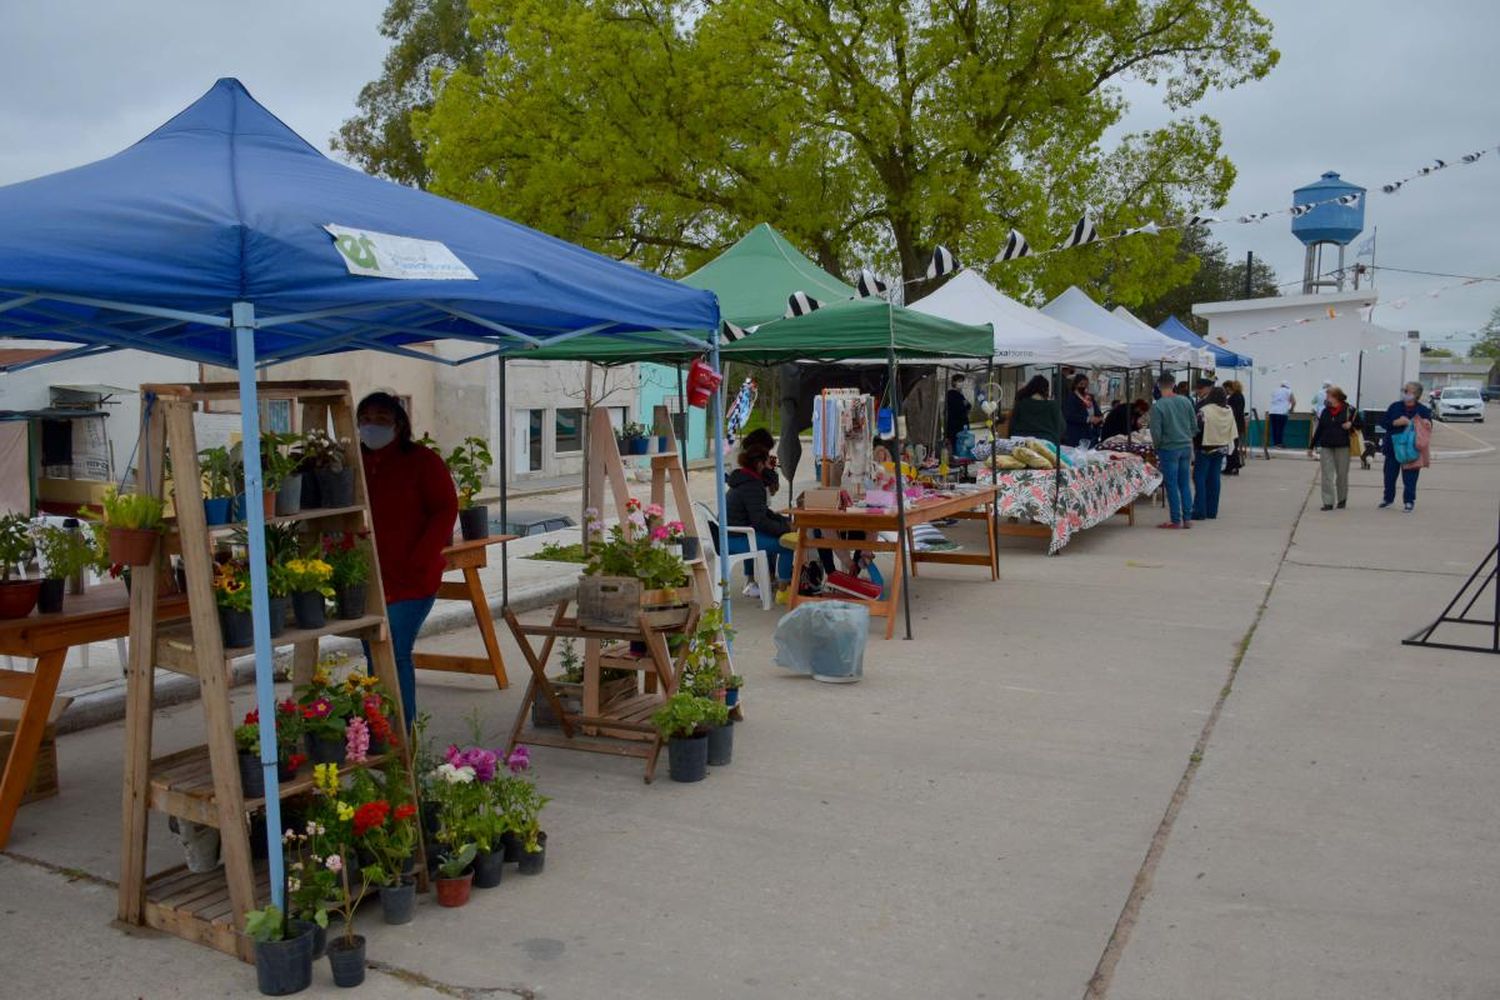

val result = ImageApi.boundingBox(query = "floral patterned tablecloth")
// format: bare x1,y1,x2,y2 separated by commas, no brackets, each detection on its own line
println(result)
975,455,1161,553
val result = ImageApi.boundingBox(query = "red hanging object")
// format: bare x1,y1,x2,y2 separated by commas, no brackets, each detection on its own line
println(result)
686,358,723,408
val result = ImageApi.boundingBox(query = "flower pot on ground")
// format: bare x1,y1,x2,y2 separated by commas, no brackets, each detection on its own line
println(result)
652,691,726,783
220,607,254,648
472,847,505,888
273,473,302,516
291,591,325,629
517,831,547,875
707,720,734,766
292,918,326,960
434,843,477,908
379,878,416,925
327,935,366,988
458,504,490,541
499,830,522,864
246,906,314,997
666,730,710,782
36,578,64,614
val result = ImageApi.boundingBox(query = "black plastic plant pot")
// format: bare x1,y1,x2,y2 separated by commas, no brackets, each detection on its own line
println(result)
291,591,325,629
316,467,355,508
517,832,547,875
380,878,416,925
458,505,490,541
327,935,366,988
667,731,709,782
292,918,327,961
707,721,734,766
305,732,348,766
238,751,266,799
298,469,321,509
500,830,521,863
472,848,505,888
679,536,700,561
267,596,290,638
254,925,314,996
220,607,254,648
37,578,65,614
334,584,366,620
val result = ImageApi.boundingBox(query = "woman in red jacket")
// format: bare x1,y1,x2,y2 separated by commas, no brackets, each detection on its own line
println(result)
357,392,458,727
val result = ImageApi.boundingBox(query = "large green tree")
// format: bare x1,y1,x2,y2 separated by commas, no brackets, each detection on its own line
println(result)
1470,305,1500,360
344,0,1277,306
1132,225,1281,329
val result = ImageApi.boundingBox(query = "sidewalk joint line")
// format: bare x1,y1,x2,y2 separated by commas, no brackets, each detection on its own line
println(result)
367,960,537,999
1082,475,1317,1000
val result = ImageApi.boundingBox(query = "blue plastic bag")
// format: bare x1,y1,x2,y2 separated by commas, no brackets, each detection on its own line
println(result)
954,428,976,460
1391,422,1419,464
773,601,869,682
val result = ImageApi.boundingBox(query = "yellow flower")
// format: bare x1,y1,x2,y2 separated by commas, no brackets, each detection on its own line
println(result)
311,668,331,688
314,763,340,796
336,801,354,822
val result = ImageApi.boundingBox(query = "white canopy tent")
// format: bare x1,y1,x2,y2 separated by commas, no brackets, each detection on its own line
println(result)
909,270,1131,367
1041,286,1199,367
1111,306,1215,368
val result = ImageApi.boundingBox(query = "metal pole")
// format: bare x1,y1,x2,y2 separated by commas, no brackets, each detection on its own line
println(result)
498,358,509,607
232,303,284,909
1355,350,1365,412
710,339,732,624
887,347,914,639
676,362,687,457
987,358,997,535
1245,251,1253,298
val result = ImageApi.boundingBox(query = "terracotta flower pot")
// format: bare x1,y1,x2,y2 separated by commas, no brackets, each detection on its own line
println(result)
107,527,160,567
435,870,473,907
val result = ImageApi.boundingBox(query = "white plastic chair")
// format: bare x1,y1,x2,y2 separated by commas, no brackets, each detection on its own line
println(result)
694,501,773,611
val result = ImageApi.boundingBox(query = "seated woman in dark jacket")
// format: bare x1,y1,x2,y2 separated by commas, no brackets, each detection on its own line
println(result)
1008,375,1064,442
725,445,794,597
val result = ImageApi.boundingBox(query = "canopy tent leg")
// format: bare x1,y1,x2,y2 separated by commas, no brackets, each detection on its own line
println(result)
676,362,687,456
499,358,509,607
887,348,914,640
710,340,732,625
233,303,285,911
987,359,998,535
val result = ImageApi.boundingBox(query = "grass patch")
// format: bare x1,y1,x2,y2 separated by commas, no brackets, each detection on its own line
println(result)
526,541,587,564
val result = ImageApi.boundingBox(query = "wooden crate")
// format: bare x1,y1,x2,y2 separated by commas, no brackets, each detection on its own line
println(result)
0,721,59,805
576,576,691,630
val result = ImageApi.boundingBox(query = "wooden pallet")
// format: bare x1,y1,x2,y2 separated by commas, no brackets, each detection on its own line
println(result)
117,381,427,962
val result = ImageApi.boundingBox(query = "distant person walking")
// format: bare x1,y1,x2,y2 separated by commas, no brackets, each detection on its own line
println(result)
1192,387,1237,520
1379,381,1432,512
1149,374,1197,529
1268,381,1296,448
1308,385,1361,510
1223,379,1248,475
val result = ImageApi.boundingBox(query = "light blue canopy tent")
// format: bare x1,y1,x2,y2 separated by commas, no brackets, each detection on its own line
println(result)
1157,315,1252,368
0,79,722,905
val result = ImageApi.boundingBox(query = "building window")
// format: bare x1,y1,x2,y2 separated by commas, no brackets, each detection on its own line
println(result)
263,399,293,434
555,408,584,453
607,406,628,432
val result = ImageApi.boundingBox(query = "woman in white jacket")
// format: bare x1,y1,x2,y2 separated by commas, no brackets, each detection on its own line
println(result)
1192,387,1238,520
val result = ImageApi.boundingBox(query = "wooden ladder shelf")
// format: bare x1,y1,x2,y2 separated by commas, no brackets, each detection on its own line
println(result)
116,381,426,962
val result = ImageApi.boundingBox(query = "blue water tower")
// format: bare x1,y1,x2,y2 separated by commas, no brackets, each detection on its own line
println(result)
1291,171,1366,293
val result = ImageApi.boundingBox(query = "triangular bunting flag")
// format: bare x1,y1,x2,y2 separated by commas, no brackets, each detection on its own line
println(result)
1059,215,1099,249
1185,213,1223,227
785,291,821,318
1289,203,1315,217
855,269,889,298
1462,150,1485,164
1238,212,1270,223
995,229,1031,261
1336,193,1361,206
925,246,956,279
722,320,749,343
1382,180,1404,194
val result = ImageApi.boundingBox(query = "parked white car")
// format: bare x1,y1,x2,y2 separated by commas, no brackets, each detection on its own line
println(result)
1433,385,1485,422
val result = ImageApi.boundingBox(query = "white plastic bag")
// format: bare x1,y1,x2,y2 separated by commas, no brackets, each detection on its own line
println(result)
773,601,869,682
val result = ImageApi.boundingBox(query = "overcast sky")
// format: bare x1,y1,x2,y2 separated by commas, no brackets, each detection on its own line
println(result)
1,0,1495,343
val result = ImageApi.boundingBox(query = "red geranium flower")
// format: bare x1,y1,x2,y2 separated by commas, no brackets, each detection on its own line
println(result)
393,803,416,822
243,709,259,725
352,800,391,837
285,753,307,771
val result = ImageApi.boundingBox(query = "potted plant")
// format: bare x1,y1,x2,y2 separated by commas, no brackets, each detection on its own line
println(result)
353,786,420,925
97,486,165,566
445,436,494,541
299,430,355,508
440,744,509,887
725,673,744,710
322,531,369,619
321,851,374,988
434,842,478,907
233,702,306,798
620,422,649,455
31,521,95,614
505,771,551,875
428,756,485,905
577,500,690,630
662,519,699,561
298,666,356,765
263,431,304,516
198,445,236,525
282,556,333,629
651,691,725,783
244,904,314,996
227,440,277,520
214,560,255,648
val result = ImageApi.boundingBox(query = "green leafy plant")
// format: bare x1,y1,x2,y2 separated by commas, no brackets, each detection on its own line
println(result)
98,487,165,532
31,523,96,581
444,436,493,509
620,422,647,441
260,431,303,492
0,514,33,581
197,445,236,499
244,904,292,943
649,691,726,741
503,778,551,853
436,842,477,879
527,541,586,563
321,532,369,588
681,604,734,696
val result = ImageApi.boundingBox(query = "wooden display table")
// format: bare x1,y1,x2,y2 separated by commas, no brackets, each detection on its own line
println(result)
788,487,999,640
0,585,188,848
412,534,517,689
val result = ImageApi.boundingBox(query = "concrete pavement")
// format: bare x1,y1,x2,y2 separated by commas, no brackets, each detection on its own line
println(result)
1,409,1496,999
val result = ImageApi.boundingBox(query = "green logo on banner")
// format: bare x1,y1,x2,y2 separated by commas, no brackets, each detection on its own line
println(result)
334,233,379,270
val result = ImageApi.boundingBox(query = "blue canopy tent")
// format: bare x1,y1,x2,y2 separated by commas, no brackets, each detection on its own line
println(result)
1157,315,1252,369
0,79,723,906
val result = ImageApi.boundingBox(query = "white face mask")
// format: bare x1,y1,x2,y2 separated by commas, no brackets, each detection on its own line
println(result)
359,423,396,450
1403,393,1417,404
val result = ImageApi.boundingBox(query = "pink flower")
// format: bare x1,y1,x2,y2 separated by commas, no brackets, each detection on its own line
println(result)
325,854,343,873
651,525,670,542
626,510,647,530
506,745,531,773
345,717,370,763
666,520,685,538
644,503,664,519
625,497,641,512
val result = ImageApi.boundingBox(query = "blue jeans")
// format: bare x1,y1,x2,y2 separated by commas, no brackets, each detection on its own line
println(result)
726,529,794,582
382,596,436,728
1382,454,1420,504
1158,447,1194,524
1192,452,1224,519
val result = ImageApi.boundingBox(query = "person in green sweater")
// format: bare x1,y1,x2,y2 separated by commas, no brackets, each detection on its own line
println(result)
1148,374,1197,529
1008,374,1064,442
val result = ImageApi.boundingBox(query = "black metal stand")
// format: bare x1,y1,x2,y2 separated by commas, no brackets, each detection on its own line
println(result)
1402,505,1500,654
